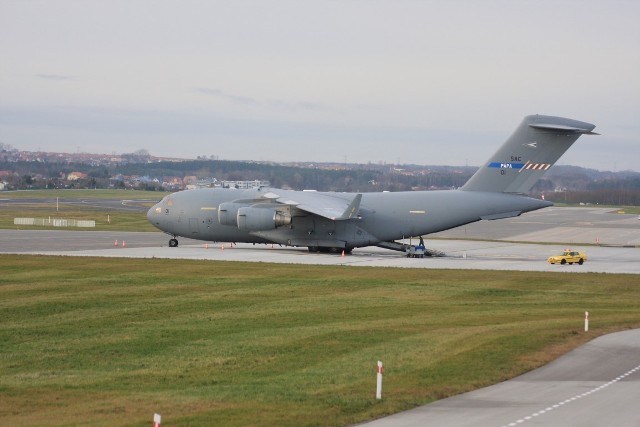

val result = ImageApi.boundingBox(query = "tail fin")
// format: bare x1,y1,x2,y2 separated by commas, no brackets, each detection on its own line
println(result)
461,115,597,193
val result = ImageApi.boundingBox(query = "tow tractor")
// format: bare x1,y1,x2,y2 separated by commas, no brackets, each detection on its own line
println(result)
406,236,427,258
406,245,426,258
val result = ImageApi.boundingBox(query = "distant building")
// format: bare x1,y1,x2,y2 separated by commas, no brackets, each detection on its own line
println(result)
183,176,197,186
194,178,217,188
219,180,270,189
67,172,88,181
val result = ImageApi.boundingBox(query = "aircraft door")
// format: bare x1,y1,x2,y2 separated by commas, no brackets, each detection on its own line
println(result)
188,218,199,235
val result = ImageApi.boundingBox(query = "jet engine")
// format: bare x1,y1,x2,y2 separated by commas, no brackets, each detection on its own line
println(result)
218,202,245,226
237,207,292,231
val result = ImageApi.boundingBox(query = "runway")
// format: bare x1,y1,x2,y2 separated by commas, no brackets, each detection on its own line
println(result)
358,329,640,427
2,206,639,274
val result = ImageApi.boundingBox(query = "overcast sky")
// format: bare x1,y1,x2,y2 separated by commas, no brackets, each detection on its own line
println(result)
1,0,639,171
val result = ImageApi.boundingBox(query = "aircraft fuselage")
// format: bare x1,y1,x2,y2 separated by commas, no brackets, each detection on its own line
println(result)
147,115,596,252
147,187,550,250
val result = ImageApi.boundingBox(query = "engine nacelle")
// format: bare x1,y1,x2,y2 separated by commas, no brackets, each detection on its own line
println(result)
218,202,246,226
237,207,291,231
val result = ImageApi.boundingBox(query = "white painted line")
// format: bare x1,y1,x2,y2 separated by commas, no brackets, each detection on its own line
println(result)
499,363,640,427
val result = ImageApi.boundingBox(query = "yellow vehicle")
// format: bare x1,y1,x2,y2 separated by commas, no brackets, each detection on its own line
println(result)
548,249,587,265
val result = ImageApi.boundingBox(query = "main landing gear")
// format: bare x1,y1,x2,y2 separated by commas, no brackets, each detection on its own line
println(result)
307,246,353,255
169,237,179,247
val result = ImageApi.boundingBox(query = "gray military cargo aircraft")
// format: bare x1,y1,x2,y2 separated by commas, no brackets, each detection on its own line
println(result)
147,115,597,254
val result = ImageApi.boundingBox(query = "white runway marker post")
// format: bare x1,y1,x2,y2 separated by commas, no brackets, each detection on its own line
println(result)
153,413,161,427
376,361,383,400
585,311,589,332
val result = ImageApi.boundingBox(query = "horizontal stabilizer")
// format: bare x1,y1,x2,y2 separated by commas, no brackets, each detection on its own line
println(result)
529,123,599,135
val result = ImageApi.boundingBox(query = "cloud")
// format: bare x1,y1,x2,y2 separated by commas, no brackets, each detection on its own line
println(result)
194,87,335,115
194,87,258,106
35,74,77,81
266,99,335,114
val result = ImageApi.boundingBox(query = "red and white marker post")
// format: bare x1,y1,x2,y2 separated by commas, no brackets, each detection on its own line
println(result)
153,413,161,427
585,311,589,332
376,361,383,400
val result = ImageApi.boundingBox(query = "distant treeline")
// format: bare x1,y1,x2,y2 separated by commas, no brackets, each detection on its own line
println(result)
0,159,472,192
544,189,640,206
2,159,640,205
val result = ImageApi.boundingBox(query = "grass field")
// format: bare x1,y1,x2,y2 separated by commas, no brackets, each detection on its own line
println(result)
1,189,168,200
2,255,639,426
0,189,166,231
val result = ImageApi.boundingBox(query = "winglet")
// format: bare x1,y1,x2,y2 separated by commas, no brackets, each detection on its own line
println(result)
339,194,362,220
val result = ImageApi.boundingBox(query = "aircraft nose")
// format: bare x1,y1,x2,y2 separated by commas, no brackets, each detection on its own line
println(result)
147,203,163,229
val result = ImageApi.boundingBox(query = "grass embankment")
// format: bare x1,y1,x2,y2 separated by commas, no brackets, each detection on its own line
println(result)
1,256,639,426
0,189,167,231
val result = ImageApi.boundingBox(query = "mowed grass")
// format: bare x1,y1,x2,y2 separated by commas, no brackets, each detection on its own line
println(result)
0,189,166,231
1,189,168,200
1,256,639,427
0,206,157,232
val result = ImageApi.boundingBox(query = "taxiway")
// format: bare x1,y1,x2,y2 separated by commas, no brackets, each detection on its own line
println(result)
2,206,639,274
359,329,640,427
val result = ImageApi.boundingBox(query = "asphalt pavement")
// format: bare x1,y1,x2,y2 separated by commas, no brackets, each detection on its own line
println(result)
357,329,640,427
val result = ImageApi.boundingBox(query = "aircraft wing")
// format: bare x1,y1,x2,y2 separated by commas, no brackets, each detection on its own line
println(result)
262,191,362,220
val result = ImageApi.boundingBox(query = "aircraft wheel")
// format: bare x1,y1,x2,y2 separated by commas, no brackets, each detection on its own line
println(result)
319,247,340,254
169,238,179,247
561,259,566,265
308,246,319,253
578,258,584,265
